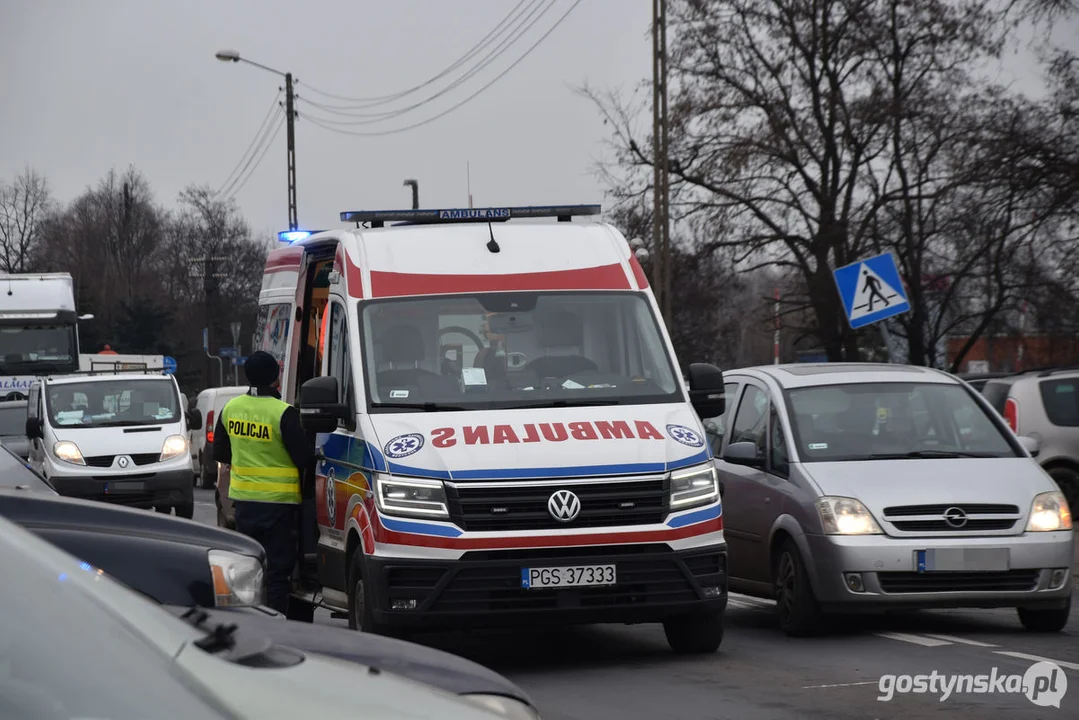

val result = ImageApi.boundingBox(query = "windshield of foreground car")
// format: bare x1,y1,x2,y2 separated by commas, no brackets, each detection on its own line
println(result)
358,291,683,411
785,382,1019,462
0,528,236,718
45,378,180,428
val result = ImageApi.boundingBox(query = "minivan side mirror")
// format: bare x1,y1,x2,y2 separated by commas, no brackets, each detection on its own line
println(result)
1017,435,1040,458
187,408,203,432
25,417,43,440
687,363,725,418
299,376,349,434
722,441,764,468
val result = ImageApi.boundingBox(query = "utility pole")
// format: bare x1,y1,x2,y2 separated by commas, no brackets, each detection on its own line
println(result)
652,0,672,324
403,179,419,209
191,256,227,387
285,72,298,231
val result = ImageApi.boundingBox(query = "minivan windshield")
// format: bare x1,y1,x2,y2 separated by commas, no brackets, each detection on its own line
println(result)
45,378,180,428
358,292,682,411
786,382,1019,461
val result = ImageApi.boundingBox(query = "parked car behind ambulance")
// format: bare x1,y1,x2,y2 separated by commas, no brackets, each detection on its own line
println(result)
252,204,730,654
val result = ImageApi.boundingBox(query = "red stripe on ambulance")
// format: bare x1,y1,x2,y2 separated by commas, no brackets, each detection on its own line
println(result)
367,263,632,298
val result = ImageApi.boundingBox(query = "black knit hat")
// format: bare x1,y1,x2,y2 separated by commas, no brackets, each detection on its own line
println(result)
244,351,280,388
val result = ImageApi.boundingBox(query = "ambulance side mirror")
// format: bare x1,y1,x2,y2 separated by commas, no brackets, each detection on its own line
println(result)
688,363,725,418
299,376,349,433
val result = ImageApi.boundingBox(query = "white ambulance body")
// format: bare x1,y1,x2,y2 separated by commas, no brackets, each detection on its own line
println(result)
256,205,729,653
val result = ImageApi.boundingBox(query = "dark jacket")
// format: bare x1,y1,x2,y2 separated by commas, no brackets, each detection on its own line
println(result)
212,387,314,472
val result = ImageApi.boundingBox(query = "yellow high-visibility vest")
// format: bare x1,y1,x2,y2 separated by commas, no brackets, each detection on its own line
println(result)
222,394,301,504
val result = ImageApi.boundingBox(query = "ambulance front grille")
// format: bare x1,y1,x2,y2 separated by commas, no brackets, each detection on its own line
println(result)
446,476,669,531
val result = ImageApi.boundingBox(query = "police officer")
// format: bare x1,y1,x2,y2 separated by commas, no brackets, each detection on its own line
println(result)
212,351,313,613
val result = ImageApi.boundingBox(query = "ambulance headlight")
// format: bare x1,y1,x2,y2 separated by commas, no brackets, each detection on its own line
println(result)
669,463,719,510
208,550,265,607
374,475,449,519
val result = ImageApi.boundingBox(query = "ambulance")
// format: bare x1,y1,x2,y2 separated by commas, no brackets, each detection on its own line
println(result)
257,205,729,653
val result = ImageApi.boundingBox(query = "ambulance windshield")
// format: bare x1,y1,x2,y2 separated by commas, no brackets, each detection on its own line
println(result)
359,292,683,412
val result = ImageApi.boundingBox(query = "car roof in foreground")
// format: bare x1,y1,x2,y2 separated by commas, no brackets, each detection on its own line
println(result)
728,363,958,389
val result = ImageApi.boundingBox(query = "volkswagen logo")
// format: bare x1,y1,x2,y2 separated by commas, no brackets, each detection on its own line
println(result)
943,506,968,528
547,489,581,523
117,456,129,469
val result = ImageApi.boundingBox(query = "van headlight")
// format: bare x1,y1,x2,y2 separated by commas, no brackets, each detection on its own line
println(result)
53,441,85,465
373,475,449,519
669,463,719,509
208,549,265,607
1026,491,1073,532
817,496,883,535
461,694,541,720
160,434,189,462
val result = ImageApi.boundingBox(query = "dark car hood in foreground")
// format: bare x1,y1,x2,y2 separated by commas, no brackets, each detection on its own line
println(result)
169,606,532,706
0,489,264,560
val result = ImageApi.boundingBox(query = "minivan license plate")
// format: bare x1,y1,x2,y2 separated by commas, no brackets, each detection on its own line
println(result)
915,548,1009,572
521,565,616,589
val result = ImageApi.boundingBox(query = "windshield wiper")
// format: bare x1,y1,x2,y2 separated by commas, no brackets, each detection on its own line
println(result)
370,402,467,412
180,606,238,654
867,450,1001,459
512,399,622,409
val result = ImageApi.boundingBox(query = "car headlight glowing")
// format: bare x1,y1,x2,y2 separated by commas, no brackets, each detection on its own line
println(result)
817,496,883,535
461,694,541,720
208,549,265,607
373,475,449,519
669,463,719,510
159,434,189,462
1026,491,1073,532
53,441,85,465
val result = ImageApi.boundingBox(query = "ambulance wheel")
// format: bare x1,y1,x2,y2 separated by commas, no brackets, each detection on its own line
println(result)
663,610,724,654
347,550,381,633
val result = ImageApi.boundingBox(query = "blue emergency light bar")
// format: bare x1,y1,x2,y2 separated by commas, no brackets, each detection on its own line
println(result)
277,230,327,243
339,204,601,227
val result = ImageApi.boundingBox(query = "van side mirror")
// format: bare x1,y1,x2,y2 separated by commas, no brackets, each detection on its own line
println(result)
1017,435,1040,458
722,441,764,468
299,376,349,433
187,408,203,432
25,417,43,440
687,363,725,418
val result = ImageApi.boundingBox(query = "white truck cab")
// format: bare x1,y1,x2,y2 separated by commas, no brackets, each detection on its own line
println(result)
26,371,203,517
256,205,729,653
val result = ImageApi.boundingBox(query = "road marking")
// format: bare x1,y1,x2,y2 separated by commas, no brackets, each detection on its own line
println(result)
802,681,879,690
921,633,998,648
993,651,1079,672
875,631,953,647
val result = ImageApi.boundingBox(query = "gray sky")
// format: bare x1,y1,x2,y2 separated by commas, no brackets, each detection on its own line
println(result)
1,1,1074,241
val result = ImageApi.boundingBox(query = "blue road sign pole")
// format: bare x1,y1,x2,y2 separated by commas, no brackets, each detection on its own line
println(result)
833,252,911,331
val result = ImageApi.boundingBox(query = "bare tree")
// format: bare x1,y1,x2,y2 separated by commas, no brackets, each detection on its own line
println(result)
0,168,52,273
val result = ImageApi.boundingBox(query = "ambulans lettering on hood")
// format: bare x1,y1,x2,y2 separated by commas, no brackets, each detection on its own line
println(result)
427,420,703,447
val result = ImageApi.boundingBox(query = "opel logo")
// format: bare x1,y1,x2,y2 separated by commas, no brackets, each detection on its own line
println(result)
547,489,581,523
943,506,968,528
117,456,129,469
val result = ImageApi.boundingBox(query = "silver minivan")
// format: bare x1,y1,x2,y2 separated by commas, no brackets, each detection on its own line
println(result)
709,363,1074,636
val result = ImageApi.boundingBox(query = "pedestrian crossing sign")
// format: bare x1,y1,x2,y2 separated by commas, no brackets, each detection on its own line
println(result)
833,252,910,329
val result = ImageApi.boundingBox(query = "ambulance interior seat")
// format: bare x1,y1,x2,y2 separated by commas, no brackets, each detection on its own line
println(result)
526,309,597,379
376,325,458,398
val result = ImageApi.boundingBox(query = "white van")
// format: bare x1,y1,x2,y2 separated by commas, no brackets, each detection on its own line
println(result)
258,204,731,653
26,373,203,517
188,385,248,488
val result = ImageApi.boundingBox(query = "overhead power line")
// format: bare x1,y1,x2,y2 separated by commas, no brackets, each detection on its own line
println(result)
215,90,282,195
301,0,583,138
299,0,559,126
297,0,534,106
220,111,285,199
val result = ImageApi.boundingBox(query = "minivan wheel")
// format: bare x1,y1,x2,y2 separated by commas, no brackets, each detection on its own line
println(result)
663,610,724,654
774,539,822,637
1018,598,1071,632
1046,467,1079,513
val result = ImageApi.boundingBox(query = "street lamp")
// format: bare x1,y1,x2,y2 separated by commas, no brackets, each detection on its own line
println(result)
216,49,298,231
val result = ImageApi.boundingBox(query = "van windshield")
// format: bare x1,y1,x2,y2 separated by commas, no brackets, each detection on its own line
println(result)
785,382,1019,462
45,378,180,428
358,292,683,411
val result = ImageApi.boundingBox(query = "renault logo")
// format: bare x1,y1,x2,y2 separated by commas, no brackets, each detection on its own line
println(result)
117,456,129,469
547,490,581,523
943,506,968,528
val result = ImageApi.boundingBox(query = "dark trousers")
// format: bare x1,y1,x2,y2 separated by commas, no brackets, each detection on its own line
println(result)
233,500,299,614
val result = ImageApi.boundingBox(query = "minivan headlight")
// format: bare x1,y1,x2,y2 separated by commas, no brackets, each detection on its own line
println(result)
670,463,719,509
817,496,883,535
53,441,85,465
374,475,449,519
208,549,265,607
160,434,189,462
1026,491,1073,532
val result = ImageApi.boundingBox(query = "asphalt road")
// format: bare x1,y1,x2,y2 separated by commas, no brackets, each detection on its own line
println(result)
193,489,1079,719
